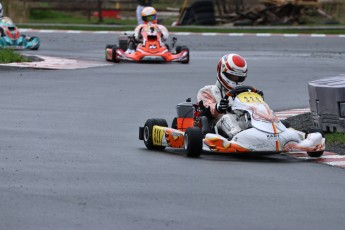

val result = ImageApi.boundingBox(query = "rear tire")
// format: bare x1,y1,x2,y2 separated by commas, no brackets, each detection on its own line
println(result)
184,127,203,158
171,117,177,129
143,118,168,150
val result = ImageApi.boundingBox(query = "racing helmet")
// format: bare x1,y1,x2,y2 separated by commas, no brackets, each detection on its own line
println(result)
141,6,157,24
217,53,248,90
0,3,3,17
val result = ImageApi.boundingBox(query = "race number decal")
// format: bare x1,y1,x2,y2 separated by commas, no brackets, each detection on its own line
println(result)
237,92,263,103
152,126,165,146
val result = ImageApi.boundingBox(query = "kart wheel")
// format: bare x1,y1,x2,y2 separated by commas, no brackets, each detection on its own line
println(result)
184,127,203,158
29,37,40,50
110,45,120,63
143,118,168,150
105,44,113,62
171,117,177,129
176,46,186,53
176,46,190,64
305,128,325,157
307,151,324,158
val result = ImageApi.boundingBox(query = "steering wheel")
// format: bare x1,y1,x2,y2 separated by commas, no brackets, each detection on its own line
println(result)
225,85,260,99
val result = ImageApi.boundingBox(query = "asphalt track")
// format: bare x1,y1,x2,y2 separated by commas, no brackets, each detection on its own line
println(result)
1,30,345,230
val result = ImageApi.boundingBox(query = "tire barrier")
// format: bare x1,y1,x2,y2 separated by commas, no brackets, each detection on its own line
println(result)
308,75,345,133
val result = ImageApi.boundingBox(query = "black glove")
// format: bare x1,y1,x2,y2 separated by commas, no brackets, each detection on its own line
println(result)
216,98,229,113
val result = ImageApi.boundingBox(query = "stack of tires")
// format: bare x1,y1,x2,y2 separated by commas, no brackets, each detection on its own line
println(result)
179,1,216,25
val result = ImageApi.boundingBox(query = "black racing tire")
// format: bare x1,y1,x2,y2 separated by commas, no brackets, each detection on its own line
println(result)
175,46,185,53
184,127,203,158
143,118,168,150
171,117,177,129
29,37,40,50
118,36,128,50
105,44,120,62
109,45,120,63
176,46,190,64
305,128,325,157
182,48,190,64
307,151,324,158
105,44,114,62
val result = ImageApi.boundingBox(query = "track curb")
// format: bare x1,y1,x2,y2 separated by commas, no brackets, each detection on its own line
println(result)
276,108,344,169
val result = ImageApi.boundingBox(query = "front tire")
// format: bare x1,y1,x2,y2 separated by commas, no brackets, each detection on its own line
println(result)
176,46,190,64
143,118,168,150
105,44,120,63
184,127,203,158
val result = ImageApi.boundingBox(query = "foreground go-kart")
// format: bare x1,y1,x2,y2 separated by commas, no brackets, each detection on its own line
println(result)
0,17,40,50
105,24,189,63
139,86,325,158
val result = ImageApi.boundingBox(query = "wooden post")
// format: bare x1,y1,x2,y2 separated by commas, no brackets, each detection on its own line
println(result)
98,0,104,23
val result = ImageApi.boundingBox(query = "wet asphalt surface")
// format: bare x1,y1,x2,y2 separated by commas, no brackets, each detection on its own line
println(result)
0,31,345,230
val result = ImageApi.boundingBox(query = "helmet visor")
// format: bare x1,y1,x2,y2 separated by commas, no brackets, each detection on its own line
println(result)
223,72,246,83
143,14,157,22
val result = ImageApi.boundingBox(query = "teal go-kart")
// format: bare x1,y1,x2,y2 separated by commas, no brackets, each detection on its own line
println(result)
0,17,40,50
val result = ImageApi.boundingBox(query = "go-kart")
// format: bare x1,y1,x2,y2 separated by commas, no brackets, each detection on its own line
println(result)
139,86,325,158
0,17,40,50
105,24,189,63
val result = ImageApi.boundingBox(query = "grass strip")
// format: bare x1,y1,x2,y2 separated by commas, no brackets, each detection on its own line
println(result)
326,133,345,145
0,49,30,63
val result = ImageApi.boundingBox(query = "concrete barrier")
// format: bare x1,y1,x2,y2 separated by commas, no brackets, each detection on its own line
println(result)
308,75,345,133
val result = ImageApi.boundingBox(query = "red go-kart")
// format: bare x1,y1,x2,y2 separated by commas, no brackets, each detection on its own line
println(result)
105,24,189,64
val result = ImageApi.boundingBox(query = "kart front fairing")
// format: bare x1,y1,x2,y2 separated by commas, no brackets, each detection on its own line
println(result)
113,25,189,63
205,91,324,153
231,92,286,134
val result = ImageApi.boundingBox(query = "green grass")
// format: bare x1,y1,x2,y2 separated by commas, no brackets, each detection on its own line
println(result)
0,49,30,63
25,9,345,34
326,133,345,145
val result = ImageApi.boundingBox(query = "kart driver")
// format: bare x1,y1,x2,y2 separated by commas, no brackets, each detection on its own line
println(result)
197,53,263,140
126,6,169,53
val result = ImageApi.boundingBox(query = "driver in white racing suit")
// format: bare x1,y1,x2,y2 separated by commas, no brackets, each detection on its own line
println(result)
127,6,169,53
197,53,263,139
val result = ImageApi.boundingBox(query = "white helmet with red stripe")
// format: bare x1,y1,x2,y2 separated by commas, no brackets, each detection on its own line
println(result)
217,53,248,90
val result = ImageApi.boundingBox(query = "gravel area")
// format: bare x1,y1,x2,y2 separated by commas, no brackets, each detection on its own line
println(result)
285,113,345,155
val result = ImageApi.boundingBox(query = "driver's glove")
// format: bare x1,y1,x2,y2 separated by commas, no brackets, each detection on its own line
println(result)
216,99,230,114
